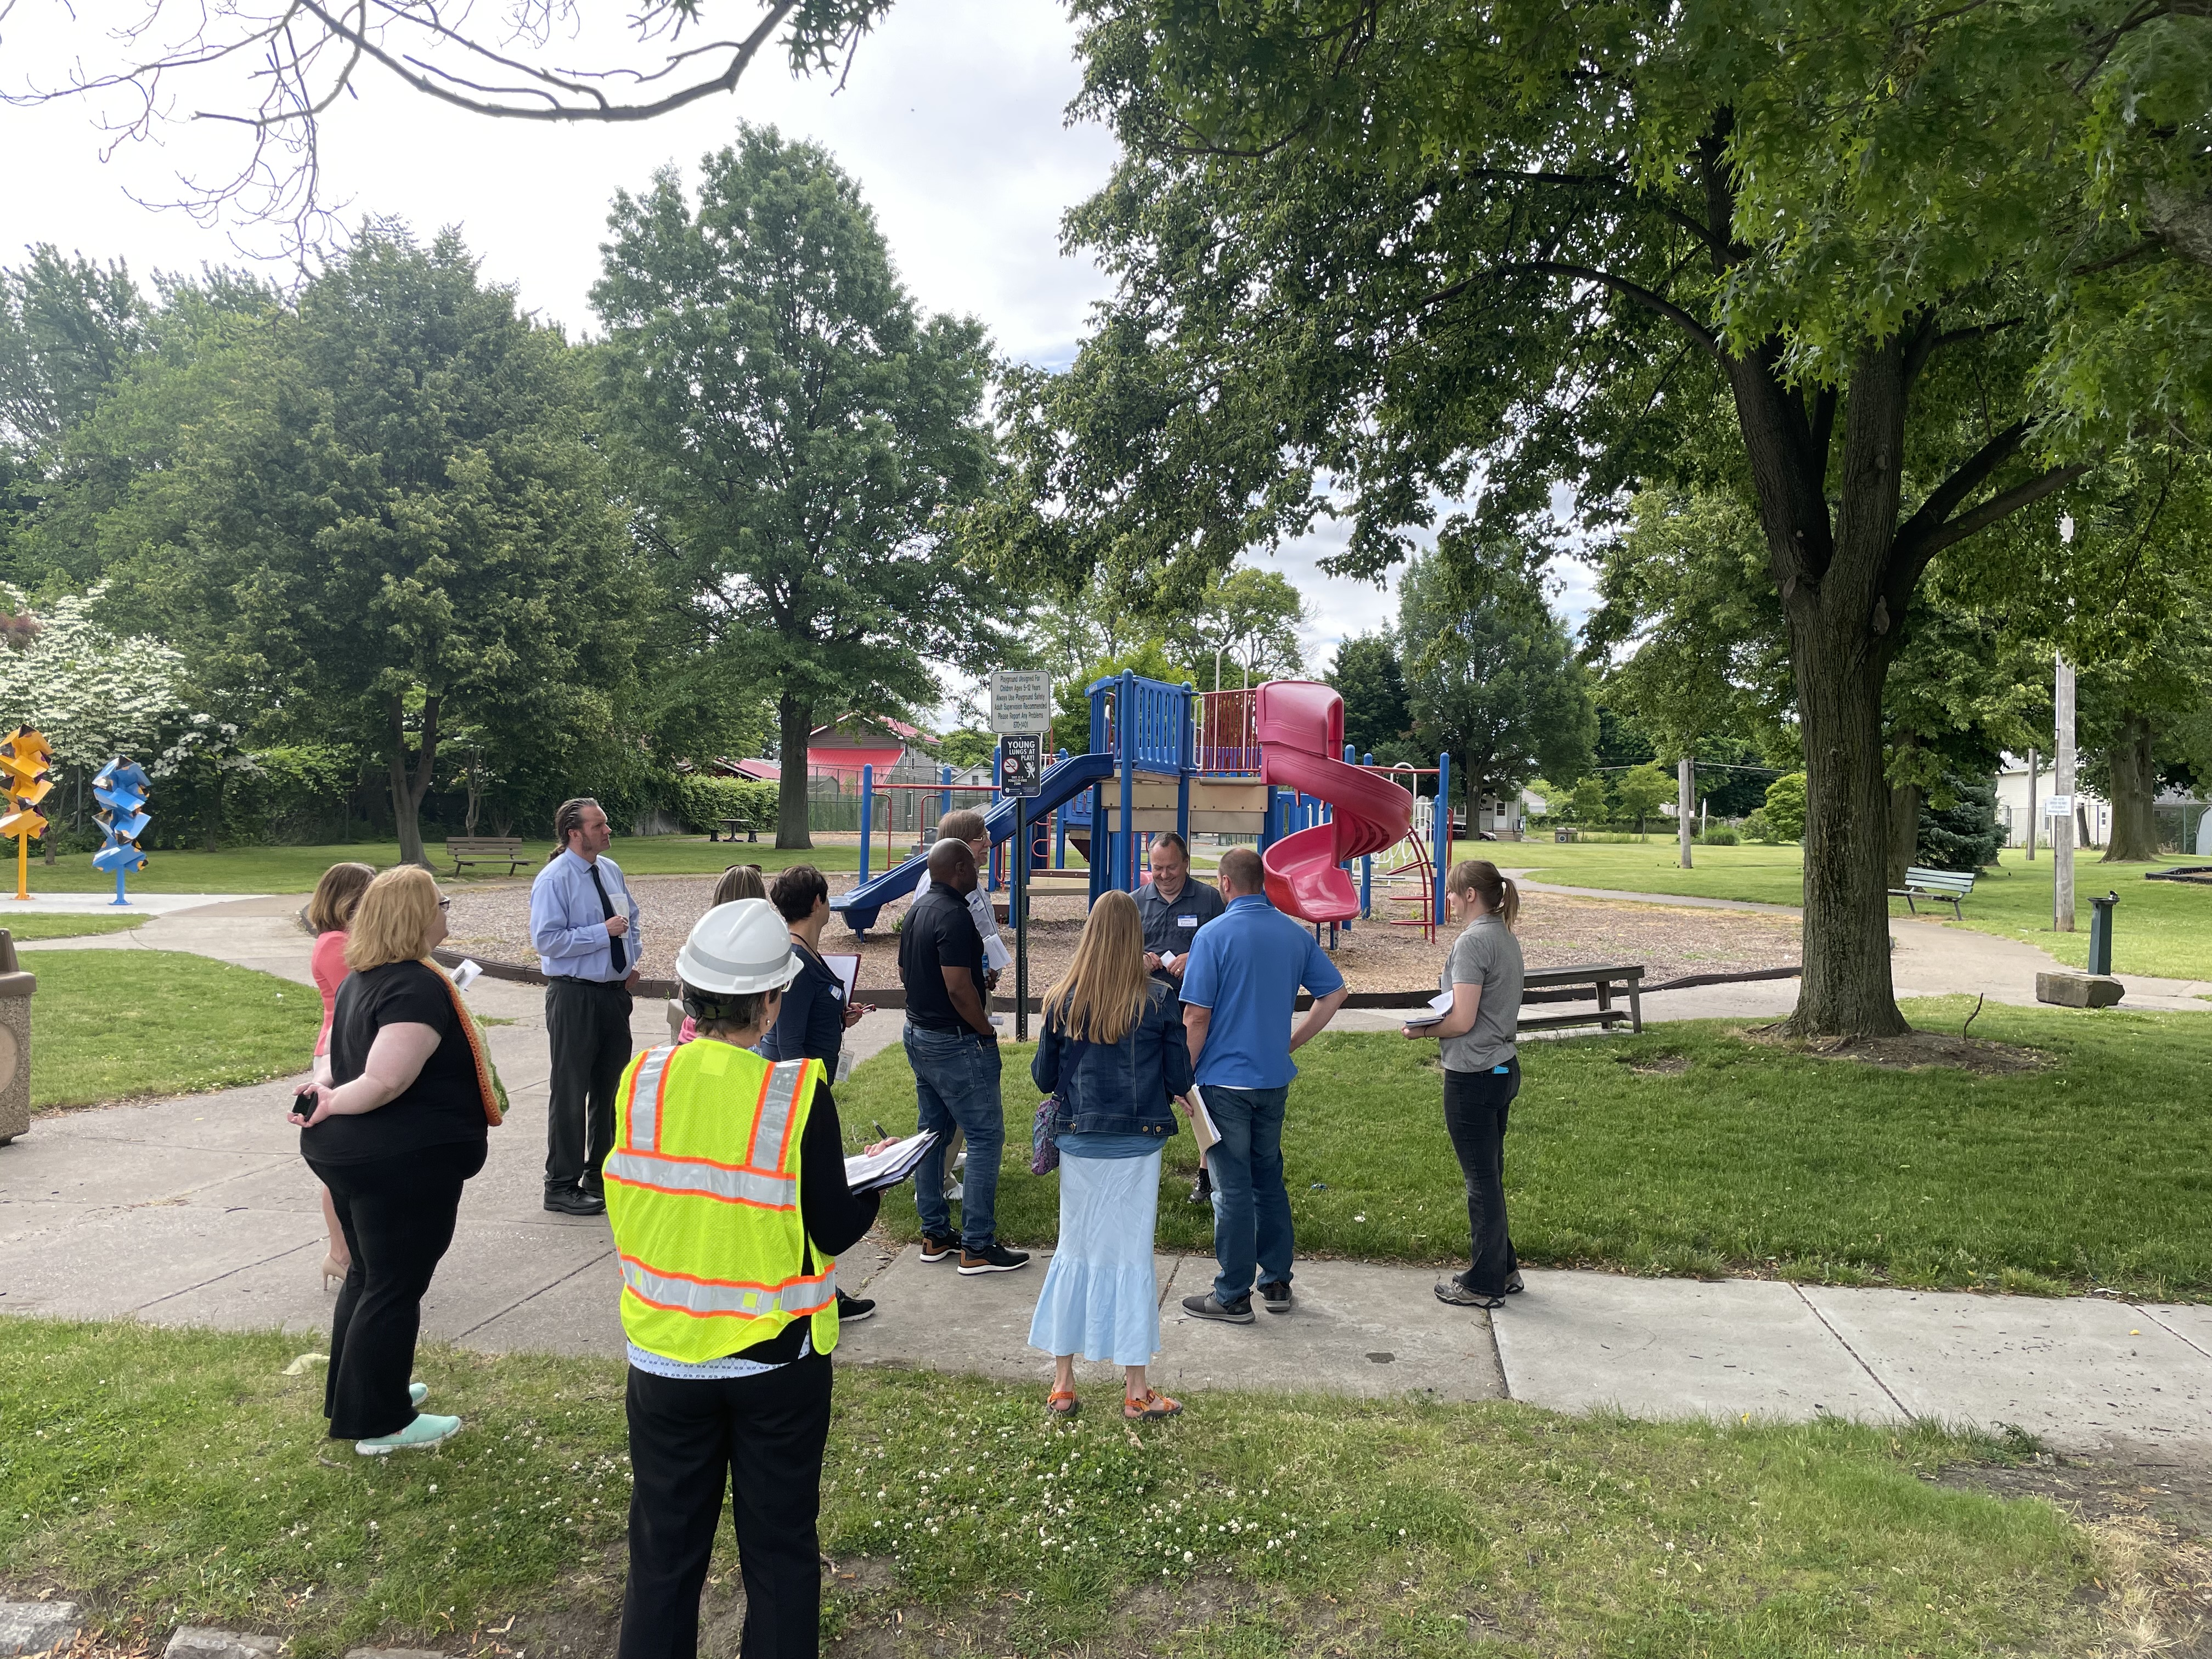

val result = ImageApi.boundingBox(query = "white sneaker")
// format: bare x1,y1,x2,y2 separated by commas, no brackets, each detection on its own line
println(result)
946,1182,964,1201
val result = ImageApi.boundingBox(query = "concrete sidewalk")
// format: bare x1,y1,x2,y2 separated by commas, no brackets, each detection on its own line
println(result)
5,889,2210,1455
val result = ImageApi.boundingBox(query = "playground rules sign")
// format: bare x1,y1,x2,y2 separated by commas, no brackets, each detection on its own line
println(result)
989,670,1053,735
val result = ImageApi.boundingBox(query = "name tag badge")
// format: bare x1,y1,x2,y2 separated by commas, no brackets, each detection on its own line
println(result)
1177,916,1199,928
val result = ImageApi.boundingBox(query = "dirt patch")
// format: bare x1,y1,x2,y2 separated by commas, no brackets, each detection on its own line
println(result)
446,876,1800,996
1618,1052,1691,1076
1943,1447,2212,1655
1736,1025,2055,1075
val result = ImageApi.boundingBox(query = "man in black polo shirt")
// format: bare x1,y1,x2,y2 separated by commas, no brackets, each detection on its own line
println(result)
899,838,1029,1276
1138,832,1227,1204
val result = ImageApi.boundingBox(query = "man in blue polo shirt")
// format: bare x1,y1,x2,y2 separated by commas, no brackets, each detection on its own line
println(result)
1176,845,1348,1323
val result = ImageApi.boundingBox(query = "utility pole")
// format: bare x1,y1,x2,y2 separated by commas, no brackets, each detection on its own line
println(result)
2055,656,2076,932
2025,747,2038,861
1677,755,1695,868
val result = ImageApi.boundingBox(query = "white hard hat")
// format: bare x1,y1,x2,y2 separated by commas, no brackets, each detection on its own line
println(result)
675,899,800,996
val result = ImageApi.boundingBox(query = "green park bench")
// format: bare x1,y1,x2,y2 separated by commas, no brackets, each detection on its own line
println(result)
1889,865,1977,919
445,835,529,877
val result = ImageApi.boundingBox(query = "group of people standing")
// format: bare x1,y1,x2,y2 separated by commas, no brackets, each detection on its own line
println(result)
893,821,1531,1419
284,798,1532,1658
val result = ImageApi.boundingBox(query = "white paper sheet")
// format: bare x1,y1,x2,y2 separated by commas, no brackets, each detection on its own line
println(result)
1400,990,1456,1028
844,1130,939,1194
821,951,861,1007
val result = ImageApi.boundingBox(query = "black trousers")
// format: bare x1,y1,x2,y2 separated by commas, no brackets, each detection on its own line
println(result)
546,977,632,1193
619,1351,833,1659
1443,1060,1521,1296
306,1138,485,1440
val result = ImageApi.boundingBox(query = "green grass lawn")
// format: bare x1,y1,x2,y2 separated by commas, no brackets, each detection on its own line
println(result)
10,836,870,895
0,913,146,941
843,998,2212,1299
1,1318,2126,1658
1489,839,2212,980
29,949,324,1109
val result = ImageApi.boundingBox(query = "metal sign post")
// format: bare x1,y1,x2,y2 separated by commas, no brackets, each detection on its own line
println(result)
1000,732,1043,1041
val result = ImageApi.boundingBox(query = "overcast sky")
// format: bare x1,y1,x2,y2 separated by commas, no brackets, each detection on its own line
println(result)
2,0,1593,709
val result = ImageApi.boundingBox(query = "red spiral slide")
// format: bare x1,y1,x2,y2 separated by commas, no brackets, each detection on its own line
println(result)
1255,680,1415,923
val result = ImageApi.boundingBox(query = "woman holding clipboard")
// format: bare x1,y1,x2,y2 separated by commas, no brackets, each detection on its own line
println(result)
762,864,878,1322
1402,859,1526,1311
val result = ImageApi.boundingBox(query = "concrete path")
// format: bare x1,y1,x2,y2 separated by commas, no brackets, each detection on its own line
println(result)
2,890,274,917
6,891,2211,1454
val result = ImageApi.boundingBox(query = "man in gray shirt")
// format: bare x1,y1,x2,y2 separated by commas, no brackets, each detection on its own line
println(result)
1403,864,1525,1308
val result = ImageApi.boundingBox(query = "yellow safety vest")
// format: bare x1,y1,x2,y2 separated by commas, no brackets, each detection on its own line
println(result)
603,1040,838,1363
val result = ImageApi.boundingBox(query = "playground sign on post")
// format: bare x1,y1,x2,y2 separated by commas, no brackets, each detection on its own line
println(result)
988,671,1053,735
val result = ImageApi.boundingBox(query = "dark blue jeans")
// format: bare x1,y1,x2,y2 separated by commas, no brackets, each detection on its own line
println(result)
906,1024,1003,1249
1443,1060,1520,1295
1201,1082,1293,1304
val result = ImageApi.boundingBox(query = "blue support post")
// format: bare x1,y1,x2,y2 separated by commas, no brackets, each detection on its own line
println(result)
858,763,874,887
1119,669,1137,892
1176,680,1193,851
940,764,952,828
1054,749,1069,868
1359,751,1374,919
1432,752,1452,930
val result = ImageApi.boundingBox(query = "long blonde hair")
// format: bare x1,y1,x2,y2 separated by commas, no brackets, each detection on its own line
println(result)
1447,859,1520,929
1043,889,1152,1045
345,866,444,970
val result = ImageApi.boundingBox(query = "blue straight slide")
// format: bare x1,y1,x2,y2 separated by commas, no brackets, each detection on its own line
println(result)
832,749,1118,933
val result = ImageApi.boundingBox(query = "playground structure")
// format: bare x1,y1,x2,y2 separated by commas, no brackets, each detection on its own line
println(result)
830,672,1454,941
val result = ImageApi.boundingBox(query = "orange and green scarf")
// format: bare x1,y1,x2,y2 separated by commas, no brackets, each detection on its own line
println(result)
420,957,507,1126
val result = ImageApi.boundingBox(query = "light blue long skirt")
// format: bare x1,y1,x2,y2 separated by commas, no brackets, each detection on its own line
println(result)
1026,1148,1163,1366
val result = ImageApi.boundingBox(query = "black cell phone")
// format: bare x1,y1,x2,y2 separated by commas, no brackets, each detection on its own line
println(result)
291,1086,319,1125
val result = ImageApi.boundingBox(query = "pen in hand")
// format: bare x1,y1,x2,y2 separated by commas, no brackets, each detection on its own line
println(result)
873,1122,889,1142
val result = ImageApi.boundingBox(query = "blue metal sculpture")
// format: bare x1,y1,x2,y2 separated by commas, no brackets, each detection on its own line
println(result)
92,758,151,906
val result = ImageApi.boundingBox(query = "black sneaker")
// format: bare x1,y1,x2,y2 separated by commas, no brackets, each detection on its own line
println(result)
958,1243,1032,1276
836,1289,877,1323
1504,1269,1525,1294
1257,1280,1293,1314
1188,1171,1212,1205
544,1187,604,1217
918,1233,959,1263
1181,1291,1255,1324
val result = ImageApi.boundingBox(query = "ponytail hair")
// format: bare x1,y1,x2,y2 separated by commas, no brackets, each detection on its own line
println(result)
549,797,600,862
1447,858,1519,929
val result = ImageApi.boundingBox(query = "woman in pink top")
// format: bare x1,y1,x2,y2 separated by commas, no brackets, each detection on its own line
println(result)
306,862,375,1288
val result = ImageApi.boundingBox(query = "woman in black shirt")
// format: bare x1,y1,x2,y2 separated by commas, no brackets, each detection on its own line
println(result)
297,865,499,1453
762,864,876,1321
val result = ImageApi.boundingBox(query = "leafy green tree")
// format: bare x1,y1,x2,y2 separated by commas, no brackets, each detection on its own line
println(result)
594,126,1007,849
66,228,640,866
1764,774,1809,842
1327,632,1410,760
1398,535,1594,831
1166,566,1306,688
1615,763,1673,836
1570,775,1610,826
1049,0,2211,1036
1051,642,1195,757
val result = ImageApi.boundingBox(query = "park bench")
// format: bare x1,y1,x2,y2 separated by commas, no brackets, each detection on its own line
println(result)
445,835,529,877
709,815,759,843
1518,963,1643,1035
1889,865,1976,920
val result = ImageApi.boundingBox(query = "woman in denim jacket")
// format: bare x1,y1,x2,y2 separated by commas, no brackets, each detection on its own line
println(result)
1028,889,1194,1420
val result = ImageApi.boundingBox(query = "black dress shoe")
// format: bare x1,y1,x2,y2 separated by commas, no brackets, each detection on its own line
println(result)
544,1187,605,1216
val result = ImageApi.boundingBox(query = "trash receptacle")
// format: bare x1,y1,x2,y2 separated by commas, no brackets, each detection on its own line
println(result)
0,928,32,1145
2087,889,2119,977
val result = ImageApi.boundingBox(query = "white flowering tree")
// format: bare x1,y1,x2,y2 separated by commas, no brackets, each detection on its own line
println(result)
0,582,189,854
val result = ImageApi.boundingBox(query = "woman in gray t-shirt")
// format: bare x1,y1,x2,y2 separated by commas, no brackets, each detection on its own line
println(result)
1402,859,1525,1308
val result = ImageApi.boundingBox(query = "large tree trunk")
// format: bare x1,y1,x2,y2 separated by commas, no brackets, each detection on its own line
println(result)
385,691,442,869
776,691,813,850
2102,712,2162,862
1886,780,1921,887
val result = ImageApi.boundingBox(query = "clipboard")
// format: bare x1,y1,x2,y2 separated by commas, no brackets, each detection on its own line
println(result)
821,952,861,1008
1186,1085,1221,1155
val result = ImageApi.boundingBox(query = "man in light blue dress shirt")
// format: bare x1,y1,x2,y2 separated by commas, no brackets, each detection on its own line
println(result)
530,797,641,1216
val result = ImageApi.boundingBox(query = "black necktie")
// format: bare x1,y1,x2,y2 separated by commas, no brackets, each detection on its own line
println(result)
588,861,627,975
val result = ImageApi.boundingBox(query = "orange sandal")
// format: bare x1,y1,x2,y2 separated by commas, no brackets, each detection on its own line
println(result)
1047,1389,1080,1418
1124,1389,1183,1421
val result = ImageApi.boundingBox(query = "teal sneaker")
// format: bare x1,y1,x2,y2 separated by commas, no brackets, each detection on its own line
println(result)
356,1413,461,1456
409,1381,428,1407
